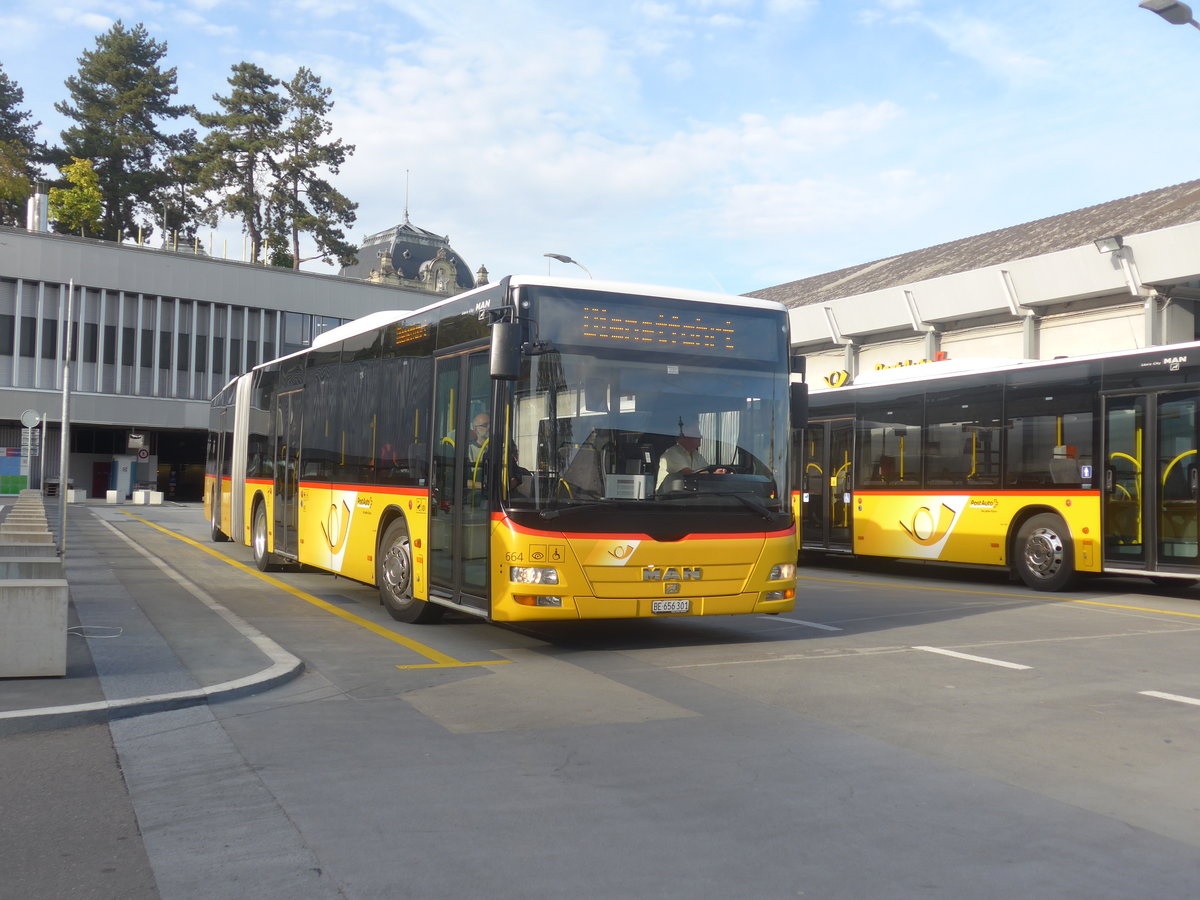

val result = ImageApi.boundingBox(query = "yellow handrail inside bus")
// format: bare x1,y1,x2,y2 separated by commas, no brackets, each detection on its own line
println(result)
1108,449,1143,545
471,438,489,486
1161,448,1197,489
967,431,977,480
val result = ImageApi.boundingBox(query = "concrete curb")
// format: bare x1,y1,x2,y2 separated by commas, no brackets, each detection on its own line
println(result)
0,657,305,735
0,511,306,735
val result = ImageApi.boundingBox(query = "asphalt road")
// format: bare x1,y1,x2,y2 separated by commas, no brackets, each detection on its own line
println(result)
10,504,1200,899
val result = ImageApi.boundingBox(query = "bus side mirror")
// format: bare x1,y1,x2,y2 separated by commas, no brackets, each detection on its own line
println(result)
791,354,806,376
790,382,809,428
490,321,521,381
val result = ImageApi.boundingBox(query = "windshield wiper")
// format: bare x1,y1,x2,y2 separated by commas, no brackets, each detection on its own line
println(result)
730,492,775,520
657,490,776,520
538,501,612,520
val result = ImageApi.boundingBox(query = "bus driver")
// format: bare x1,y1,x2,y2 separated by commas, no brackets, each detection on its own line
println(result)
658,421,727,488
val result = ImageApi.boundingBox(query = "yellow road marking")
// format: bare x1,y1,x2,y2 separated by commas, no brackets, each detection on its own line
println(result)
120,512,510,669
796,573,1200,620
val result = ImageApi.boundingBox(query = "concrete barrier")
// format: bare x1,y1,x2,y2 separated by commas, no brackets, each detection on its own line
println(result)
0,542,57,557
0,531,55,545
131,491,148,505
0,579,68,677
106,490,119,504
148,491,163,505
66,490,86,503
0,558,64,579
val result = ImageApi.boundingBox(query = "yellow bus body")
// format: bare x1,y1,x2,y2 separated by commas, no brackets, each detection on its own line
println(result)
234,480,796,621
844,490,1102,574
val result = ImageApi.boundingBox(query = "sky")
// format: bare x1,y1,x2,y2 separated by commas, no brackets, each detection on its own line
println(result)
1,0,1198,296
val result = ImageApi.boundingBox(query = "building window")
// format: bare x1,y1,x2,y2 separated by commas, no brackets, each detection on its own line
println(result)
104,324,117,365
20,316,35,357
41,319,58,359
0,314,13,356
83,322,98,363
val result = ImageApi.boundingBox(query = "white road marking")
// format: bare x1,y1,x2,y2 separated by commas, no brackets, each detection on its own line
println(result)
763,616,843,631
1140,690,1200,708
912,646,1032,670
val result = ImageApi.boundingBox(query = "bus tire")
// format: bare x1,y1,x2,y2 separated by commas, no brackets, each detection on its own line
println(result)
1014,513,1077,591
210,512,230,543
251,502,275,572
377,519,443,624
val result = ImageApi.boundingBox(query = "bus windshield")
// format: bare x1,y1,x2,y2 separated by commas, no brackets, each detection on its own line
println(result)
502,288,790,522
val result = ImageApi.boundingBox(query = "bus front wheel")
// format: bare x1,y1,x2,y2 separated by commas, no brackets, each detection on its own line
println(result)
1014,513,1077,591
377,519,444,623
251,503,275,572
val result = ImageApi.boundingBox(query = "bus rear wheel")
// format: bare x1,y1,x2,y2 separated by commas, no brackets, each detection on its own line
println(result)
251,502,275,572
1014,513,1077,591
210,509,230,542
377,519,443,624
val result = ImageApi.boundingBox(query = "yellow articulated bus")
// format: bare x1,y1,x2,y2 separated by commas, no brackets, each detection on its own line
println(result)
206,275,805,623
798,342,1200,590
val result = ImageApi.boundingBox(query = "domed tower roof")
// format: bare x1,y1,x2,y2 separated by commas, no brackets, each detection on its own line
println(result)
339,214,478,294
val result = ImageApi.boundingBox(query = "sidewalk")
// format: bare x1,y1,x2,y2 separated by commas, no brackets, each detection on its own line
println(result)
0,499,303,735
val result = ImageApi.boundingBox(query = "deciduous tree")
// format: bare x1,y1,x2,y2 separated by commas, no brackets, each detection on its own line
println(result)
48,157,102,236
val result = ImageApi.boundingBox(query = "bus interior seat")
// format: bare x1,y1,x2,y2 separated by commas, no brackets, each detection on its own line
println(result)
1049,457,1081,485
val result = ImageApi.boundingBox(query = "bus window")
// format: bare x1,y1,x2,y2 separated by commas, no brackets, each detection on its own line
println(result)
1005,378,1095,489
856,388,922,489
924,380,1001,488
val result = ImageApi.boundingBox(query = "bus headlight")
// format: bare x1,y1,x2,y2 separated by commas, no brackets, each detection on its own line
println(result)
768,563,796,581
510,566,559,585
764,588,795,602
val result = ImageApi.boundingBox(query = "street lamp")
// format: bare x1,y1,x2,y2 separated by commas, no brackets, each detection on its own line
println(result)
543,252,592,278
1139,0,1200,30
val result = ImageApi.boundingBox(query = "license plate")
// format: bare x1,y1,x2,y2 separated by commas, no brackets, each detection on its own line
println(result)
651,598,690,614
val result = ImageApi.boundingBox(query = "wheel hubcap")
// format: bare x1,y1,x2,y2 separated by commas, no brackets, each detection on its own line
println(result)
1024,528,1064,579
383,538,411,599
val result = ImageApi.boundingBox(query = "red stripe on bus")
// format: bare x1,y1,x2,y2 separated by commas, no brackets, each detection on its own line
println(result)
492,513,793,542
294,481,428,496
852,489,1102,498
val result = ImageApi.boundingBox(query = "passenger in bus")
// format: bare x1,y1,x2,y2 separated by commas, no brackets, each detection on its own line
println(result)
467,413,490,492
468,413,489,464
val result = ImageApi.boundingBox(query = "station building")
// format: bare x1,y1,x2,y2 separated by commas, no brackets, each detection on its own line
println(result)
748,179,1200,390
0,219,482,500
6,179,1200,501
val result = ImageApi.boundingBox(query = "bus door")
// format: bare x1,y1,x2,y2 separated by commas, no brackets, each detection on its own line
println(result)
801,418,854,552
428,350,491,613
208,406,226,532
1104,391,1200,574
273,389,302,560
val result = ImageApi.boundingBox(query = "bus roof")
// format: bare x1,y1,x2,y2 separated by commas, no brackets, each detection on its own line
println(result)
307,274,788,352
503,274,787,312
811,339,1200,394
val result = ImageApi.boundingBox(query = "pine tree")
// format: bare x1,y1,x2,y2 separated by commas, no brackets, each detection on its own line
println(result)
0,64,46,226
48,157,103,236
156,128,211,250
193,63,286,263
271,67,358,268
55,21,187,242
